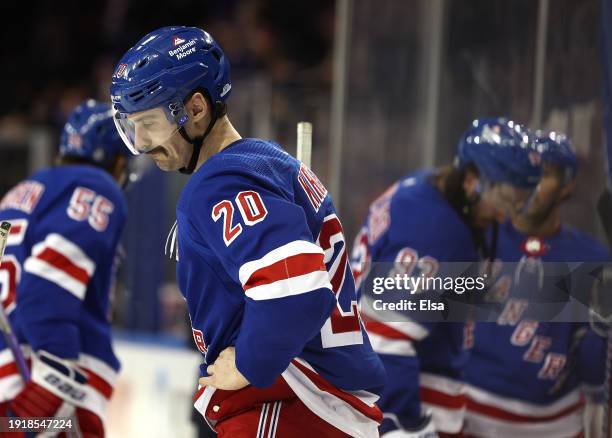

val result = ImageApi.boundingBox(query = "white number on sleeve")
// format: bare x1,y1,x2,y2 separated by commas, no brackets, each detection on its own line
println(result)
67,187,115,232
212,191,268,246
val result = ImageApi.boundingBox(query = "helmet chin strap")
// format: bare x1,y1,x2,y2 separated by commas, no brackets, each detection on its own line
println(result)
178,103,221,175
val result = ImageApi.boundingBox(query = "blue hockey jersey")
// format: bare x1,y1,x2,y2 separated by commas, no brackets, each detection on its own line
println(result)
0,165,126,417
171,139,386,437
350,170,479,434
464,220,610,437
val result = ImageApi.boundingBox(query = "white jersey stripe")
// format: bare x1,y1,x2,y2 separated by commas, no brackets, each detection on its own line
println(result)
268,401,281,438
421,402,466,433
5,218,28,246
245,271,332,301
31,233,95,276
465,384,582,418
419,372,467,433
361,304,430,341
78,353,118,387
368,332,416,357
239,240,324,286
257,402,270,438
24,257,87,300
465,408,584,437
24,233,96,300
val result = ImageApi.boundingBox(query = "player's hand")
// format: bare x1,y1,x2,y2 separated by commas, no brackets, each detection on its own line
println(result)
199,347,250,390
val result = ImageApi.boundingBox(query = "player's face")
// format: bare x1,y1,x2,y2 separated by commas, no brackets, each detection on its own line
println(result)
142,129,193,172
121,108,191,171
520,163,564,223
472,197,503,228
488,183,533,218
475,183,532,227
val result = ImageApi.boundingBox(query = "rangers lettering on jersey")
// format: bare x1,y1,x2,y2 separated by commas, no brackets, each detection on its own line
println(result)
0,181,45,214
297,163,328,212
464,219,612,437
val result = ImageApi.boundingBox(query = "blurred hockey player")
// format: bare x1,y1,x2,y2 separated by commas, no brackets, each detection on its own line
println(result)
0,100,131,437
350,118,541,437
463,132,610,437
110,26,386,437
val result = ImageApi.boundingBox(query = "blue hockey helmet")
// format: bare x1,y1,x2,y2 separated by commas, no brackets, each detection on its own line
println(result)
110,26,231,160
456,117,542,188
59,99,131,168
533,130,578,184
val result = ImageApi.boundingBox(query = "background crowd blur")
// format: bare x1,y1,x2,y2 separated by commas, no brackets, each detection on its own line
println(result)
0,1,610,435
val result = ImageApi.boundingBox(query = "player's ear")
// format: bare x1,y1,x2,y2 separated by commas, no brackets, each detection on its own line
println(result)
186,92,209,122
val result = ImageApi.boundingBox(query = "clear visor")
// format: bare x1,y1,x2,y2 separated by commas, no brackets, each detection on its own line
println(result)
114,107,181,155
481,182,536,218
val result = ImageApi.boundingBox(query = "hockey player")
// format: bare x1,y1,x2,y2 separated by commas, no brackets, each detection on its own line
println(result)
350,118,541,437
0,100,130,436
110,26,386,437
463,132,610,437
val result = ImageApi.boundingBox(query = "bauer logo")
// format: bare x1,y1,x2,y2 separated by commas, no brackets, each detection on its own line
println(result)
114,63,128,79
173,36,186,46
44,375,86,401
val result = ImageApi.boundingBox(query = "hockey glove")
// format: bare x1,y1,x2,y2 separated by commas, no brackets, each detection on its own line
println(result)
10,350,88,418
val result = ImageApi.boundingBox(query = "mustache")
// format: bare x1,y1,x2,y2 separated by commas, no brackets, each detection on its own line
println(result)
145,146,165,155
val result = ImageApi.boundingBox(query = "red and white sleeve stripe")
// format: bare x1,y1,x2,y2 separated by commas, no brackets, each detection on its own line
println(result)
365,321,417,357
360,308,430,357
464,384,584,436
238,240,332,300
24,233,96,300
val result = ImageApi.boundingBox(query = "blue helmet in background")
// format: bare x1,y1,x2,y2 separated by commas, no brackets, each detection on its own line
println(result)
59,99,130,168
110,25,231,128
456,117,542,188
533,130,578,184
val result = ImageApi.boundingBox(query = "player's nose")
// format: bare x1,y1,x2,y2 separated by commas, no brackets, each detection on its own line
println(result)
134,126,153,153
